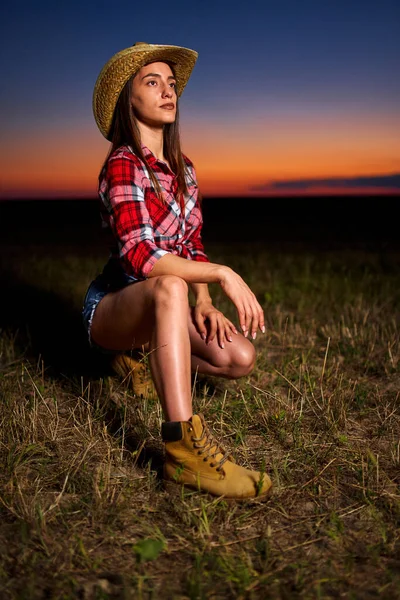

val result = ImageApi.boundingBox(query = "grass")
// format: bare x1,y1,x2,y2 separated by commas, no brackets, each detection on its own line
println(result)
0,240,399,599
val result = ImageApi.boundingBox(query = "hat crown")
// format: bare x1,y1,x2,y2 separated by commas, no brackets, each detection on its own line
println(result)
134,42,149,47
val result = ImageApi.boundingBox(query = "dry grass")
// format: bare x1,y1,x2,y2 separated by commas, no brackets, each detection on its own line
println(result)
0,242,399,599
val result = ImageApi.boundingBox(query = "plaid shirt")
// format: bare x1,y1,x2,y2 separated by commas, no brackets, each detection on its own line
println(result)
98,144,209,284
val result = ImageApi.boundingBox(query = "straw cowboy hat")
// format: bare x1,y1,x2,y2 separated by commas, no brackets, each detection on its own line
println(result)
93,42,198,140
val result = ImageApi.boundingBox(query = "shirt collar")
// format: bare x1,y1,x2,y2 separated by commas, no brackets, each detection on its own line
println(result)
141,143,160,165
140,143,154,160
141,143,174,175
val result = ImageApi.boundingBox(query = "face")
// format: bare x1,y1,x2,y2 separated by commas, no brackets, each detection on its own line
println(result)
131,61,177,128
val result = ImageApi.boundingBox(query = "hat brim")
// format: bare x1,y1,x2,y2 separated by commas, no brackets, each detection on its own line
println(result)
93,44,198,140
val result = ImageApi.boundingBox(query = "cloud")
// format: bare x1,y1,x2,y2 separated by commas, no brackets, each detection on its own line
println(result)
251,173,400,192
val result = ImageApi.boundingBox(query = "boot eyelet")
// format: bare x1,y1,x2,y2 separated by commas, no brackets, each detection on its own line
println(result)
203,457,208,462
210,463,215,468
187,427,193,433
197,451,202,455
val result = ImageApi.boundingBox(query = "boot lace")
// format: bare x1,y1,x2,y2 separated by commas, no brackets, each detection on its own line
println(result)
190,421,231,473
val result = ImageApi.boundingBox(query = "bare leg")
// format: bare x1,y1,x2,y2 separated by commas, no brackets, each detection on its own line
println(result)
146,278,192,421
90,277,256,421
90,275,193,421
186,307,257,380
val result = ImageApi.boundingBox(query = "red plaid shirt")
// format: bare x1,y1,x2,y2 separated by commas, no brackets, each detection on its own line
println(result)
98,144,209,283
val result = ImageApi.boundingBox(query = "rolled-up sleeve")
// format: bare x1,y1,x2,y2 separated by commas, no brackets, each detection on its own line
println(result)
100,153,169,279
184,218,209,262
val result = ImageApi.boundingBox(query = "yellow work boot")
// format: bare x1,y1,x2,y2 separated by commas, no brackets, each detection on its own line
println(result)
110,353,156,398
162,414,272,500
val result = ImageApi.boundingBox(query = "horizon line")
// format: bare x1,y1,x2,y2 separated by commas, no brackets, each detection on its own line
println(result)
1,191,400,202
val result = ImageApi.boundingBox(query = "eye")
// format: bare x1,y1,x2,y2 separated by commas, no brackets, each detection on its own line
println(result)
147,80,157,86
170,82,177,88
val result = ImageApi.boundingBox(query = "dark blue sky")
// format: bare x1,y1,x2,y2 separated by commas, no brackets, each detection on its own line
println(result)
2,0,399,122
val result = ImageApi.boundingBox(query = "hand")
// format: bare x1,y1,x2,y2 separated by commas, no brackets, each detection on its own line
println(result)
218,267,265,339
193,300,238,349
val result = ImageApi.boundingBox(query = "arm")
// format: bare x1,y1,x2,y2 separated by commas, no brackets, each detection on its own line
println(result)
190,282,212,304
148,252,221,283
149,253,265,342
100,151,170,280
150,255,238,345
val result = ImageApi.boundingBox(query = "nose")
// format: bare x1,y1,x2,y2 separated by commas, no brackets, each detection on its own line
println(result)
161,82,173,98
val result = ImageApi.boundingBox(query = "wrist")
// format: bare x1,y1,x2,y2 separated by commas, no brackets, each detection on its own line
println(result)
215,265,231,285
196,296,212,306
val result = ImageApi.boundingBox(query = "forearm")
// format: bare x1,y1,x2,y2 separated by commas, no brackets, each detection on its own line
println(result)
148,253,224,285
190,282,212,304
148,251,265,338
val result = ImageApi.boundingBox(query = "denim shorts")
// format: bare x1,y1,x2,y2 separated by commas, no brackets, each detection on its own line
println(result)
82,275,115,353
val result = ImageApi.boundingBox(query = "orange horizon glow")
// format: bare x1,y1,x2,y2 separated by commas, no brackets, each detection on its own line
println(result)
1,110,399,199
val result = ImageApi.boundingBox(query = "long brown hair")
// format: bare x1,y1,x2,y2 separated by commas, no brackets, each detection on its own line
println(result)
101,63,190,204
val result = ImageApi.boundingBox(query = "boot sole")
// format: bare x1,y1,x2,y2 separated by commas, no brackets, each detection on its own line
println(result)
163,479,272,503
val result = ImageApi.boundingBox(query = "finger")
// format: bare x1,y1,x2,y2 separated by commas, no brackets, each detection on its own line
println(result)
244,303,253,338
251,314,259,339
226,318,238,336
223,318,236,341
258,303,266,333
249,297,260,339
237,305,247,337
245,292,261,339
194,310,207,341
217,315,226,348
207,314,218,344
224,321,233,343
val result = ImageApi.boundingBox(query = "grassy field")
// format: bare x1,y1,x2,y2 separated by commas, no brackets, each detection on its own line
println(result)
0,240,399,599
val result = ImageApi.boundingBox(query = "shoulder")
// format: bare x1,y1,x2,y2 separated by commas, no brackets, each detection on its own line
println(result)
101,145,149,190
105,145,149,179
107,144,145,169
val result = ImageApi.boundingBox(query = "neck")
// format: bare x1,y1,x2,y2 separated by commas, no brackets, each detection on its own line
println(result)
137,122,165,162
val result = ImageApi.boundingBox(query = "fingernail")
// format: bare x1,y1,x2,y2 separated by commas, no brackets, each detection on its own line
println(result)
262,326,265,333
221,343,225,349
244,331,248,338
228,337,233,342
201,333,206,341
252,333,256,339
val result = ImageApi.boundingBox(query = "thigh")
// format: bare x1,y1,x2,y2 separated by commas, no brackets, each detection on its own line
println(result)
90,277,161,351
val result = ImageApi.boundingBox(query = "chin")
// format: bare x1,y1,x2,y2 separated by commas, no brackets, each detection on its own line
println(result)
146,114,176,128
161,113,176,124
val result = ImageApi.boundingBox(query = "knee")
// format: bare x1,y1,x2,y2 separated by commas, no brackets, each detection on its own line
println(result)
228,338,256,378
153,275,188,306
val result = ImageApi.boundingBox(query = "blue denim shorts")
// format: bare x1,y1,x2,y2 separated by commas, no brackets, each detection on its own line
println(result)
82,257,142,353
82,275,115,353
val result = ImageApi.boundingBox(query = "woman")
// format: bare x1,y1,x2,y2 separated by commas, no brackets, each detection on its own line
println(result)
84,42,272,500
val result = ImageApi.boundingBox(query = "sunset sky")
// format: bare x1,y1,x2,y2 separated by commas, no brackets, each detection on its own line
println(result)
1,0,399,198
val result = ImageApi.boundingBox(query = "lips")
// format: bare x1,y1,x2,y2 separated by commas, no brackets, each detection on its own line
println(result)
160,103,175,109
